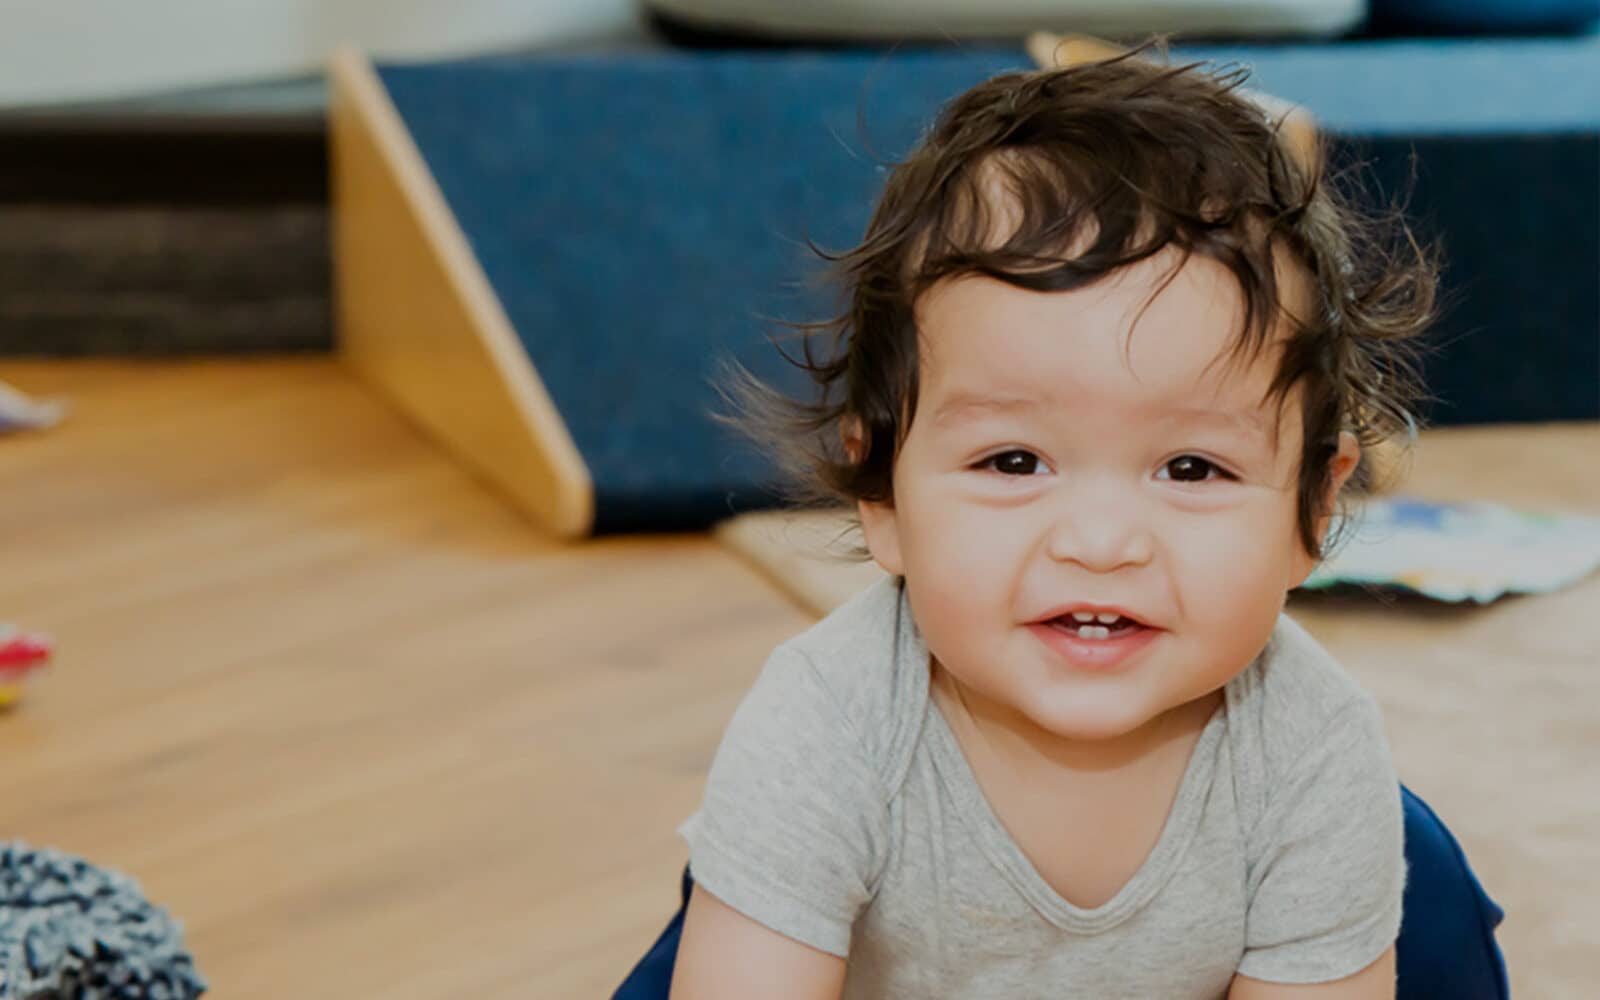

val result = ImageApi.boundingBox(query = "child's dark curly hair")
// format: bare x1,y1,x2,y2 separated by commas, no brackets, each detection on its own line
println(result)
714,39,1444,563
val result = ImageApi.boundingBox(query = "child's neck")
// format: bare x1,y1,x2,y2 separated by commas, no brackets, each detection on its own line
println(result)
929,656,1223,783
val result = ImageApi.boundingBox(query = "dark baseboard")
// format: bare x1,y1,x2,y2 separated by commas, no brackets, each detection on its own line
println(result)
0,113,332,355
0,112,326,206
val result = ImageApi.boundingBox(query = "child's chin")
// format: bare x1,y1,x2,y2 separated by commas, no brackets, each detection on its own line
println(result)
1026,707,1160,746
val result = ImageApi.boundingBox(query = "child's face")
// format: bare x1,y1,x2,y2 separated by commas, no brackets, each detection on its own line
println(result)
857,246,1359,750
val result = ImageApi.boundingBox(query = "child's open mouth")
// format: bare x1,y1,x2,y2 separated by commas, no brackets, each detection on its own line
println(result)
1030,615,1162,671
1046,615,1146,640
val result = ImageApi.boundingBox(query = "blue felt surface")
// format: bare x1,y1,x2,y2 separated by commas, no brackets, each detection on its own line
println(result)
1170,34,1600,133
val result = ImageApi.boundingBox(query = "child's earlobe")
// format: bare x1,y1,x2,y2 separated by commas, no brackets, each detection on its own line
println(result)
1311,431,1363,548
842,418,866,464
857,497,905,576
1329,431,1362,498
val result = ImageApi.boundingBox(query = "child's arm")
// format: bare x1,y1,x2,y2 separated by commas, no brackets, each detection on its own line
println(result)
669,885,847,1000
1229,944,1396,999
672,641,887,997
1233,689,1406,995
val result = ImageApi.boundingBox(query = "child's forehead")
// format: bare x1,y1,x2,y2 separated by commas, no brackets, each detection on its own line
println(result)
918,258,1288,371
926,363,1282,430
911,267,1299,451
927,381,1283,445
914,228,1314,374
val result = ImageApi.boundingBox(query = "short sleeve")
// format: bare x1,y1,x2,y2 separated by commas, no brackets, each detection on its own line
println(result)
1236,697,1408,984
678,642,888,958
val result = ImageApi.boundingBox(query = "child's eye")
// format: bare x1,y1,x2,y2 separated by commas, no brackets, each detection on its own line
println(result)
1159,455,1234,483
978,450,1047,476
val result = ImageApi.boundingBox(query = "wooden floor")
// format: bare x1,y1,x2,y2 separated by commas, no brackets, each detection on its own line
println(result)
0,358,813,998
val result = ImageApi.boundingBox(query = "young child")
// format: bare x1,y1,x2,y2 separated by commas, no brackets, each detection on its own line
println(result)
672,44,1438,999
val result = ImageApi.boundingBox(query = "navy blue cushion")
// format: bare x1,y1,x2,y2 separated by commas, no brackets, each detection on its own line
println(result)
1369,0,1600,34
611,784,1509,997
1396,785,1511,998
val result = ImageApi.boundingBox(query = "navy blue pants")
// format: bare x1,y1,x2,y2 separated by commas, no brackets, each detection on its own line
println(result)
613,784,1508,998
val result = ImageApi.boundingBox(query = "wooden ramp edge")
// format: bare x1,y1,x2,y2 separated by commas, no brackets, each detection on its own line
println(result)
327,47,593,539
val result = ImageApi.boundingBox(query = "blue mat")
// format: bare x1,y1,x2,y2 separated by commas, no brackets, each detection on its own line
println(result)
378,41,1598,533
1174,35,1600,134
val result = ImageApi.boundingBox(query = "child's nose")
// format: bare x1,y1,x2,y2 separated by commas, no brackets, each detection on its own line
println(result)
1043,490,1154,571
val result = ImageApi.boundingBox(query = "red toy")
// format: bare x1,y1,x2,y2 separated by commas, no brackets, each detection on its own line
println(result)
0,625,52,709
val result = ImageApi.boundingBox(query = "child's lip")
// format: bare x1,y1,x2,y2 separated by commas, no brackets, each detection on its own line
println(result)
1028,620,1163,671
1031,603,1158,629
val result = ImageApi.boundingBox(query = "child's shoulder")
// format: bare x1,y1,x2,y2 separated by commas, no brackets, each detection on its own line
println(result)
1254,611,1376,713
1228,610,1387,780
785,573,906,668
762,575,924,776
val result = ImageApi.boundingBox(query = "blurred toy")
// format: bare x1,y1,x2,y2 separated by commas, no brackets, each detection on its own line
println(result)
1303,496,1600,603
0,841,208,998
0,626,51,709
0,379,65,434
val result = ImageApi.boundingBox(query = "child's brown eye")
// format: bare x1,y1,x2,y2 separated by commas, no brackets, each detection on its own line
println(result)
983,450,1043,476
1163,455,1228,482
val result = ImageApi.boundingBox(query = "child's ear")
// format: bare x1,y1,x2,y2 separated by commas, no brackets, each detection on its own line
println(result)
1290,430,1362,588
1319,430,1363,527
843,418,906,576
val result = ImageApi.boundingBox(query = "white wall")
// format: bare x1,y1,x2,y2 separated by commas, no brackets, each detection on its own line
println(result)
0,0,640,108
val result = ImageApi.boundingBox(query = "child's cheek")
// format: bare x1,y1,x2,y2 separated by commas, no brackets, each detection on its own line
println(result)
894,505,1029,637
924,500,1035,576
1168,506,1295,622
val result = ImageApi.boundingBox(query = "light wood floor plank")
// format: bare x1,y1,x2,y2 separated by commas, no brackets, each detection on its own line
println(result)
0,358,809,998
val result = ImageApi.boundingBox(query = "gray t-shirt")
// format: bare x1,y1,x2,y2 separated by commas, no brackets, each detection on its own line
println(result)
680,575,1406,999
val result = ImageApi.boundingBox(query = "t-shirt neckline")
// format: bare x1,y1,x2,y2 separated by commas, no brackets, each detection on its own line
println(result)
902,589,1230,935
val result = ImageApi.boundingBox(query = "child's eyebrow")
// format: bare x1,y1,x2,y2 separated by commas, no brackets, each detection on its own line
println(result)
930,392,1276,451
1161,406,1275,446
930,391,1042,426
